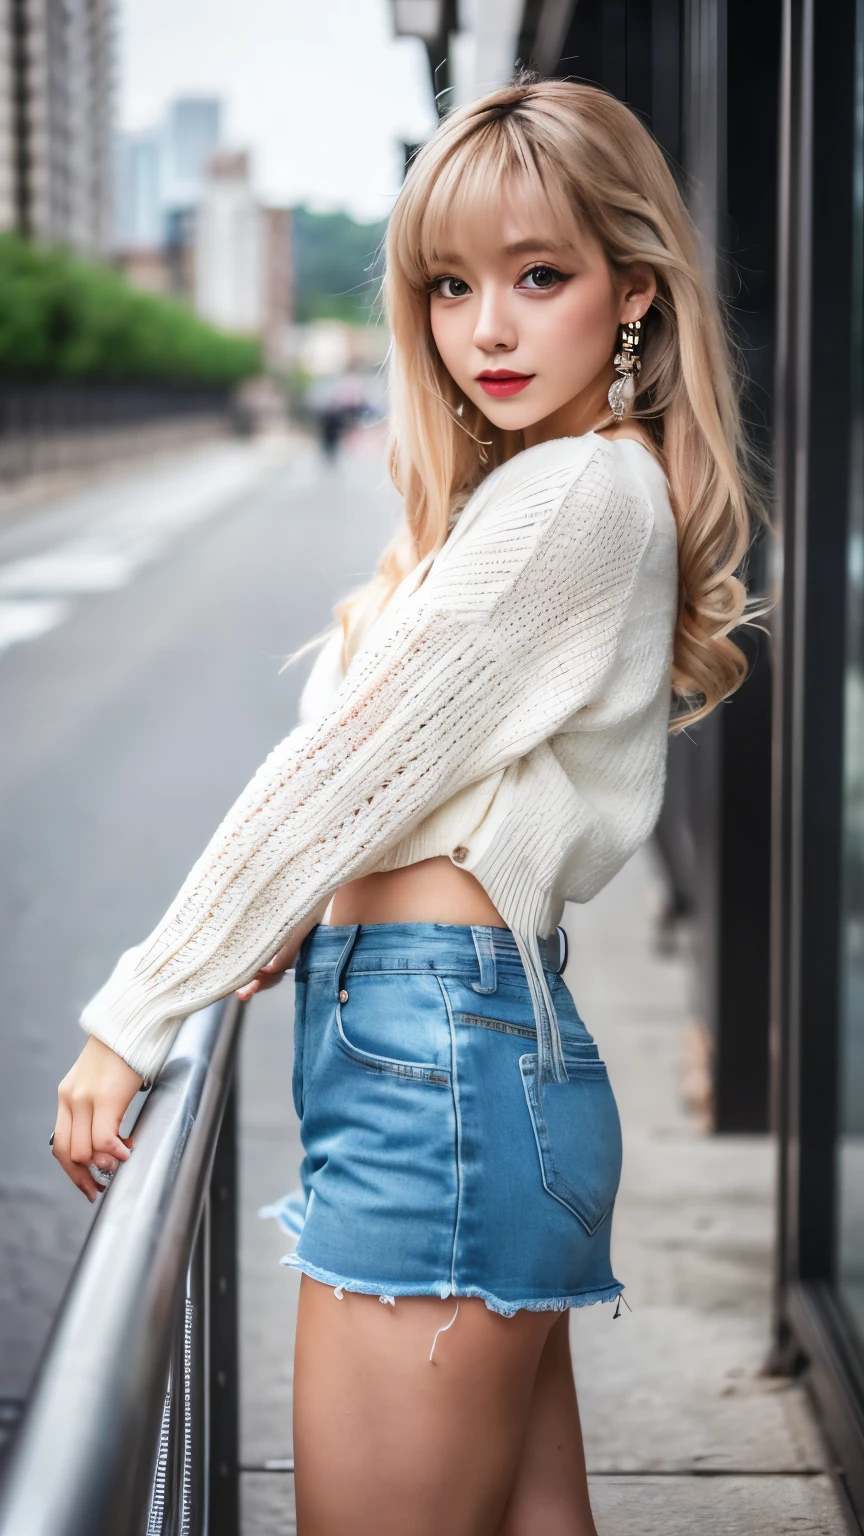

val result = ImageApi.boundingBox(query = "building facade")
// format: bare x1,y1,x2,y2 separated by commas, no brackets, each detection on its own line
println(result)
193,172,293,358
0,0,115,255
770,0,864,1510
114,97,291,353
160,97,222,224
394,0,864,1515
194,151,263,335
114,126,162,251
260,206,293,368
114,98,224,298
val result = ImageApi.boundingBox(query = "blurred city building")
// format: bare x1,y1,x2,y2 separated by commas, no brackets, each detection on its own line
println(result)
194,151,263,334
161,205,196,298
115,103,293,364
0,0,115,255
115,95,224,296
194,157,294,367
114,127,161,252
260,207,293,370
161,96,223,218
296,320,388,376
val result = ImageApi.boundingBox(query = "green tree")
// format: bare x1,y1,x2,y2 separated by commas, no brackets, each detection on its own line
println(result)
0,235,260,384
291,207,387,325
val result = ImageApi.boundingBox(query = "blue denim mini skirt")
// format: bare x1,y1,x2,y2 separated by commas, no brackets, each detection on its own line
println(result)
261,921,625,1317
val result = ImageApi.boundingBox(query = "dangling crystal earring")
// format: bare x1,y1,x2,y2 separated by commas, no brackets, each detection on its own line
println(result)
608,318,642,422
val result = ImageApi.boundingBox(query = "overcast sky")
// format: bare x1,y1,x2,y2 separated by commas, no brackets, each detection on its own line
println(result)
118,0,438,221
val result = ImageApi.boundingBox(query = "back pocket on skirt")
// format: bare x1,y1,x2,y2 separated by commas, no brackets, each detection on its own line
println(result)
520,1051,623,1235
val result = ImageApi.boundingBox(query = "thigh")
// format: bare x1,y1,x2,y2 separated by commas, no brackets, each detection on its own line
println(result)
293,1275,558,1536
497,1316,597,1536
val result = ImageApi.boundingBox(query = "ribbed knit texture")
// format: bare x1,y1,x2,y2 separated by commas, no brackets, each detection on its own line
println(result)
81,432,679,1084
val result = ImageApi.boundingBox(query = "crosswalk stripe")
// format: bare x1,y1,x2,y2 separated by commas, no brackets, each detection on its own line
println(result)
0,599,71,652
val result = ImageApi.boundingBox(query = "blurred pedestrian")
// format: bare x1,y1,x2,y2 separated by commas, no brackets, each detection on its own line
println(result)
53,76,766,1536
318,402,345,460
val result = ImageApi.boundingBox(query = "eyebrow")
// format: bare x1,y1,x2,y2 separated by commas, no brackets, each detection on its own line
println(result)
431,238,577,265
503,238,576,257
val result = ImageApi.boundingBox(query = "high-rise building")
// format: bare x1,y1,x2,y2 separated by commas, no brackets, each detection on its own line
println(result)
114,127,162,250
194,151,262,334
114,97,224,297
161,97,222,216
114,100,223,252
0,5,16,231
0,0,115,256
114,96,289,343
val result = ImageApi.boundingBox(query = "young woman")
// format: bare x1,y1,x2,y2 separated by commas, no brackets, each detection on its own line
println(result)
53,78,761,1536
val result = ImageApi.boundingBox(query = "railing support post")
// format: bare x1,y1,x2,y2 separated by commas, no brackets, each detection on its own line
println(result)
184,1214,208,1533
207,1078,239,1536
145,1212,209,1536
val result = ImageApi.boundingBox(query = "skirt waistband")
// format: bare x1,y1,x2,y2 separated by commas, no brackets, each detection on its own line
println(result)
296,921,567,986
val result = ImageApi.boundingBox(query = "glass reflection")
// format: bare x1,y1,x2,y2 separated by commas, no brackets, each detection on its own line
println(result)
838,0,864,1341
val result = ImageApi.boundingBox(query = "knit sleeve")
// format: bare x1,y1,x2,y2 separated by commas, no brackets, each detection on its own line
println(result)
80,443,655,1081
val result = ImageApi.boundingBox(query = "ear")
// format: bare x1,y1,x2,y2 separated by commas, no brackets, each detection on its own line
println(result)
619,263,656,324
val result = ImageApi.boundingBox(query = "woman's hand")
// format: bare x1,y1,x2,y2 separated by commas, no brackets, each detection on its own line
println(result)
235,934,302,1000
236,905,330,1002
53,1036,143,1201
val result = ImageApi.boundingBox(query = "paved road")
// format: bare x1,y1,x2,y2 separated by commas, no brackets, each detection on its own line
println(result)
0,429,396,1408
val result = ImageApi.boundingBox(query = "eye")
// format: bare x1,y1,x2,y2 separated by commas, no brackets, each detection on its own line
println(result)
432,275,472,299
518,264,571,291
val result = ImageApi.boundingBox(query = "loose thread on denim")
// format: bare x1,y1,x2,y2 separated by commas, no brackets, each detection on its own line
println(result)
333,1285,344,1300
284,1256,624,1315
612,1293,632,1319
380,1294,396,1306
429,1300,460,1362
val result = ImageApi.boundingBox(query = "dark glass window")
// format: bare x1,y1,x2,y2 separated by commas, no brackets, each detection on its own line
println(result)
838,4,864,1345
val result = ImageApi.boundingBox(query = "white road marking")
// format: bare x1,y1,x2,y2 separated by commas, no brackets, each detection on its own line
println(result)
0,599,71,652
0,546,138,595
0,440,292,651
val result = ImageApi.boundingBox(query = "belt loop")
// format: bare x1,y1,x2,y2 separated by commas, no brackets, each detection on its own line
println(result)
333,925,361,1000
470,926,497,994
556,925,568,975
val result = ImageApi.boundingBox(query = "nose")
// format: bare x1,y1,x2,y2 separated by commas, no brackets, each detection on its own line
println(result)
472,286,517,354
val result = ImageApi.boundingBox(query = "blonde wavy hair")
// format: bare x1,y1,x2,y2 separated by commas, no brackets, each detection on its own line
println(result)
336,77,770,730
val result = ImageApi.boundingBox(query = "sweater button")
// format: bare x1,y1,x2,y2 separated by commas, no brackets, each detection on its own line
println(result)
452,846,469,864
339,989,349,1003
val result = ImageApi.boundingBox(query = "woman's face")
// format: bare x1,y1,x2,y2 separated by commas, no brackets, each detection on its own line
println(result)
427,191,655,446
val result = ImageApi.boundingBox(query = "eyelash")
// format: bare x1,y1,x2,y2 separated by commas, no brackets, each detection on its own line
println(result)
429,264,572,299
518,264,572,291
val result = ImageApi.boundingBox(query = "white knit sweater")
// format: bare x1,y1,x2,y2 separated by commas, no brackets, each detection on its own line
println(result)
81,430,679,1084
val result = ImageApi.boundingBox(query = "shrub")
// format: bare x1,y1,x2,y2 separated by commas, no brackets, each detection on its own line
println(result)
0,235,261,384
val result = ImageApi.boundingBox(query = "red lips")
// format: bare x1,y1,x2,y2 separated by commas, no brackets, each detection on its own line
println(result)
476,370,534,397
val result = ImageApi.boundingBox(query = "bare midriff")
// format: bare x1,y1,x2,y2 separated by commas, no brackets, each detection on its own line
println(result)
328,856,507,928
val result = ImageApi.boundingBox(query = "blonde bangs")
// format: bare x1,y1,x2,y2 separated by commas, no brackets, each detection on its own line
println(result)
394,116,582,292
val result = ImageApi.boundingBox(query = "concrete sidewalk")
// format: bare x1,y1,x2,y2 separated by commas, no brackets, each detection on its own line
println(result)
567,849,848,1534
237,845,849,1534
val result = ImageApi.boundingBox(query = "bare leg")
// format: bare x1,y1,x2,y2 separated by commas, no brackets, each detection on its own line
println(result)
497,1315,597,1536
293,1275,559,1536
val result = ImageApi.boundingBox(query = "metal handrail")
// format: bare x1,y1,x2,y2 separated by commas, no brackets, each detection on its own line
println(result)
0,995,246,1536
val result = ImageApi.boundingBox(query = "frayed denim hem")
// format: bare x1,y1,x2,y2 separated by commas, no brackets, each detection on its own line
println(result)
280,1253,626,1318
